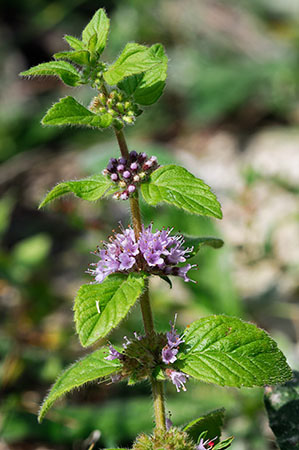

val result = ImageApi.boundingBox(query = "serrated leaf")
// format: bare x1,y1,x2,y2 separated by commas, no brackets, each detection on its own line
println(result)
64,35,84,50
183,236,224,257
178,315,292,388
264,371,299,450
54,50,90,65
118,44,168,105
141,165,222,219
74,273,146,347
42,96,113,128
38,348,120,422
39,174,117,208
183,408,224,444
20,61,81,87
82,8,109,54
104,43,165,86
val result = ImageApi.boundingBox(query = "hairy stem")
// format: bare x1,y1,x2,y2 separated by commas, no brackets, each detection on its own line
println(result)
114,127,166,431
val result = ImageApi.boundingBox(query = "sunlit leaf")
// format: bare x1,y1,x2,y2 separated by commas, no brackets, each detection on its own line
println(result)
38,348,120,422
178,315,292,387
39,174,116,208
41,96,113,128
74,273,146,347
82,8,110,54
20,61,81,87
141,165,222,219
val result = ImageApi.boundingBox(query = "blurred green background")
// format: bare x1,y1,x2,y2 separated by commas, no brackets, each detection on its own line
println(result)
1,0,299,449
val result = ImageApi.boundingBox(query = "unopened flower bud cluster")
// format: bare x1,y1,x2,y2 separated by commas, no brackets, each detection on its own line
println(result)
89,89,142,128
102,151,159,200
105,316,189,393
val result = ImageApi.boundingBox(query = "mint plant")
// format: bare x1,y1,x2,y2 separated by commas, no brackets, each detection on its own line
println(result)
21,9,292,450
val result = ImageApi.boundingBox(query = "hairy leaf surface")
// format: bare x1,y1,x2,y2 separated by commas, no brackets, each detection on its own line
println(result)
64,35,84,50
39,174,116,208
20,61,81,86
178,315,292,387
54,50,90,65
104,43,165,86
118,44,168,105
82,8,109,54
38,348,120,422
42,96,113,128
75,273,146,347
141,165,222,219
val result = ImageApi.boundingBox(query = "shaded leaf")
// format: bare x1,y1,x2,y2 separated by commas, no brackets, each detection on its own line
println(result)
41,96,113,128
82,8,110,54
214,436,234,449
183,408,224,444
141,165,222,219
183,236,224,257
264,370,299,450
39,174,116,208
74,273,146,347
104,43,165,86
38,348,120,422
54,50,90,66
20,61,81,87
178,315,292,387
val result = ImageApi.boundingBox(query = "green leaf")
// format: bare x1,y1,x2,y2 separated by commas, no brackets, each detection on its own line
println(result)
118,44,168,105
54,50,90,66
39,174,117,208
104,43,165,86
159,275,172,289
74,273,146,347
183,408,224,444
141,165,222,219
82,8,110,54
41,96,113,128
264,370,299,450
178,315,292,387
64,35,84,50
183,235,224,257
38,348,120,422
214,437,234,449
20,61,81,87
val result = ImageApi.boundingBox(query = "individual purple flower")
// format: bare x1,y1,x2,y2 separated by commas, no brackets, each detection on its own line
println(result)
166,369,189,392
88,224,196,284
122,336,132,349
162,314,184,364
105,345,124,361
166,417,173,431
196,437,217,450
162,346,178,364
166,314,185,349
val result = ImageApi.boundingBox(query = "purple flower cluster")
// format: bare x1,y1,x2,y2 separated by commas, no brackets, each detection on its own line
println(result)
102,151,158,200
105,345,124,361
88,224,196,284
162,315,184,365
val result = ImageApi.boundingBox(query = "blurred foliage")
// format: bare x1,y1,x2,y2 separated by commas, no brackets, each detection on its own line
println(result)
264,371,299,450
1,0,299,449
